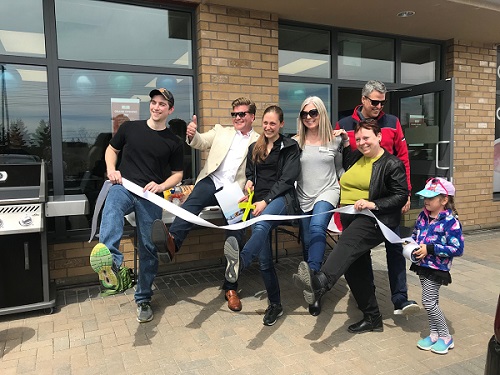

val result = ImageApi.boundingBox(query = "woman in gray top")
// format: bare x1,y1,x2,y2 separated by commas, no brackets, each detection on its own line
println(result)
294,96,344,316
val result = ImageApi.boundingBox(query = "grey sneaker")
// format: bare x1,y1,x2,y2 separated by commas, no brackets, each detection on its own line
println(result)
263,304,283,326
394,300,420,315
137,302,154,323
224,236,240,283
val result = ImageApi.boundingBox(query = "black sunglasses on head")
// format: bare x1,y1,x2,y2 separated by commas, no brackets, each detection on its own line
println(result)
300,109,319,119
364,96,387,107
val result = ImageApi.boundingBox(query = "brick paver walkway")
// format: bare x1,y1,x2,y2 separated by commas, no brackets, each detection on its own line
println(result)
1,229,499,374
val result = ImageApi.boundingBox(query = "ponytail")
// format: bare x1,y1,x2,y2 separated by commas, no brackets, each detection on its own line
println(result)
446,196,459,218
252,133,268,163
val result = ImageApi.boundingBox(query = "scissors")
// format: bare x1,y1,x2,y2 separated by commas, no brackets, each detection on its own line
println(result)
238,188,256,221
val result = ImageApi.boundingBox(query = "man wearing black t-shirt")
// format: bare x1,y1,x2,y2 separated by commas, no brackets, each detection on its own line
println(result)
90,88,183,323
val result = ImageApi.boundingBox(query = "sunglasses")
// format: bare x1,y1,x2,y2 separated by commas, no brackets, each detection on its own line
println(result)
231,111,250,118
300,109,319,119
364,96,387,107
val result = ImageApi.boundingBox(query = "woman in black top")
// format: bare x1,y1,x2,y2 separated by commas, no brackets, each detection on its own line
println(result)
224,105,301,326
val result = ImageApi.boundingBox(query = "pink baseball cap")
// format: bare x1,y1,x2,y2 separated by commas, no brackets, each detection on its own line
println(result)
416,177,456,198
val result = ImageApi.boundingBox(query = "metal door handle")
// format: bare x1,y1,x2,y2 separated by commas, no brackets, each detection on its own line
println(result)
24,242,30,270
435,141,450,170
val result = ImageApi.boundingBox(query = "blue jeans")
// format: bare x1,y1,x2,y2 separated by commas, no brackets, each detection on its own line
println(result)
299,200,334,272
99,184,162,304
239,196,286,305
169,177,245,291
384,226,409,308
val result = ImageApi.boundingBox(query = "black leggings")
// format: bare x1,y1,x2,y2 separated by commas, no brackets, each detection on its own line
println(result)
321,214,385,317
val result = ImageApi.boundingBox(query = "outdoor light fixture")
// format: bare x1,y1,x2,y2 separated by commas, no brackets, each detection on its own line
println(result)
397,10,415,17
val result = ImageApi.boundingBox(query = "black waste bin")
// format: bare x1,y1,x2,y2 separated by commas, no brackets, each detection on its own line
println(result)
485,335,500,375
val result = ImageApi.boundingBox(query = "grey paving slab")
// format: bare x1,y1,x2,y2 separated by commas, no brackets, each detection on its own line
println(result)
0,228,499,374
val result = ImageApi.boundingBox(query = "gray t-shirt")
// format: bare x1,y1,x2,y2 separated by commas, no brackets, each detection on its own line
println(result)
296,137,344,212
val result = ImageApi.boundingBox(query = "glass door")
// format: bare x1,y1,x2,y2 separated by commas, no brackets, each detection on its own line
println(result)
391,78,454,208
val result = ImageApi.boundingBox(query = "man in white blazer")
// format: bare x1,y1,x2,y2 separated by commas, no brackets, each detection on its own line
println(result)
151,97,260,312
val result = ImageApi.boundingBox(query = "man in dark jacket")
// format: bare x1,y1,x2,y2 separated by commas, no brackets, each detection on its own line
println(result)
335,80,419,316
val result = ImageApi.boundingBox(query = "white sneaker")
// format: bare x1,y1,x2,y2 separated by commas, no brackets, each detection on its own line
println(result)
394,300,420,315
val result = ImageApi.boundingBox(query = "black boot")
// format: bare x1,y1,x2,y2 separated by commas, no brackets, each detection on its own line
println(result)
308,296,322,316
306,271,329,305
294,262,330,306
347,314,383,334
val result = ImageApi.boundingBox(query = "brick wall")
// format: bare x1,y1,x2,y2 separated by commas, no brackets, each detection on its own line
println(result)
445,39,500,229
196,4,279,136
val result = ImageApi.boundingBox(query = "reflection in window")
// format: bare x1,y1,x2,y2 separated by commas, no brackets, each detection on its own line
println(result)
279,82,331,135
59,68,194,229
0,64,50,167
400,92,439,161
279,25,331,78
55,0,192,68
338,33,394,82
0,0,45,57
401,41,440,84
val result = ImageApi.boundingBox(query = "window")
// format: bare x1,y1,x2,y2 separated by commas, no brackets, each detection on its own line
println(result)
0,0,45,57
338,33,394,82
0,64,50,171
401,41,440,84
279,25,330,78
55,0,192,68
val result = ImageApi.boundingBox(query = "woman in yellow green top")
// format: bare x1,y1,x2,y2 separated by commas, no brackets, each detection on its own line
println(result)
293,118,408,334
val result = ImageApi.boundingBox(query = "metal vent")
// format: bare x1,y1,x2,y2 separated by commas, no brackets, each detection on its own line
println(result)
0,205,41,214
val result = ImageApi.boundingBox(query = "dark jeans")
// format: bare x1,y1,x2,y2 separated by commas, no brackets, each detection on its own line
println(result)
384,227,409,309
239,196,287,305
321,214,384,318
169,177,245,291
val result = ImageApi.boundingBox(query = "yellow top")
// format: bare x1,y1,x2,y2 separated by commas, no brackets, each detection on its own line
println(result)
340,154,382,204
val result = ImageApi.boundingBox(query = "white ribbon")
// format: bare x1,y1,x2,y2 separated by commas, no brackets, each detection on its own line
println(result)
90,177,416,261
331,206,419,262
89,178,321,242
121,177,309,230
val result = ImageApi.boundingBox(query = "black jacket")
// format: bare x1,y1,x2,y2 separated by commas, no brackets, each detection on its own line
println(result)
246,135,301,213
343,147,408,228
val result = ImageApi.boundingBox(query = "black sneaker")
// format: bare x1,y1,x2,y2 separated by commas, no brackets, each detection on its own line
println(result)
137,302,154,323
263,304,283,326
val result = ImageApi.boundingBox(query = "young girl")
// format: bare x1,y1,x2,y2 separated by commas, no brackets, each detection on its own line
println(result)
412,177,464,354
